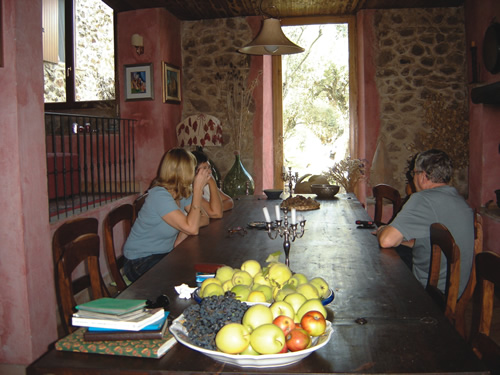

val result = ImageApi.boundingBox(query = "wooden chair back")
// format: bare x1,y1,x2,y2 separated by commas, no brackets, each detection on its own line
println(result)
103,204,133,293
454,212,483,339
133,192,148,224
469,251,500,373
56,233,109,334
426,223,461,324
373,184,402,226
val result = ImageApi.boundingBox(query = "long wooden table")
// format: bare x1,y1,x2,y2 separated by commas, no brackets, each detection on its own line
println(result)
28,194,488,374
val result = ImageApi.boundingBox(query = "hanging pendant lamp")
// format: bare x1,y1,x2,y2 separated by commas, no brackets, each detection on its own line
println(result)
238,17,305,55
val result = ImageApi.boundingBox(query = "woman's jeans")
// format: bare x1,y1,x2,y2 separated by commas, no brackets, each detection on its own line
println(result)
123,253,167,283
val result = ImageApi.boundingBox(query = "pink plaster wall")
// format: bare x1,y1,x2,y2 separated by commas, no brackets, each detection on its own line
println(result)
118,8,183,192
0,0,57,364
464,0,500,253
357,10,381,205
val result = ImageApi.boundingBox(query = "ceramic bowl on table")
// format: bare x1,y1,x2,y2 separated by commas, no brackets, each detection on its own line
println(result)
310,184,340,199
263,189,283,200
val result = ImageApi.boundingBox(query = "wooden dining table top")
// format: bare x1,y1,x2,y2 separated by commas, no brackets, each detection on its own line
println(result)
28,194,488,374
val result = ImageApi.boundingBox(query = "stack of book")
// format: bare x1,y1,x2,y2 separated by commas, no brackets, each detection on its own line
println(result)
55,298,177,359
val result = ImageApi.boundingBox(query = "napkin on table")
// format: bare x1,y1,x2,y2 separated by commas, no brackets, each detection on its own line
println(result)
175,284,197,299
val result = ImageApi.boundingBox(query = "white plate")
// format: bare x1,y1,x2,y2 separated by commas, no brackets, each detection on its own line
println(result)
169,314,333,368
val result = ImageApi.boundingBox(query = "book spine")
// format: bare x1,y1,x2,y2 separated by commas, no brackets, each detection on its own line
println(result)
72,311,164,331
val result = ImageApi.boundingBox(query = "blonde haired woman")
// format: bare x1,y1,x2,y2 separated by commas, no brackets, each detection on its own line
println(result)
123,148,211,282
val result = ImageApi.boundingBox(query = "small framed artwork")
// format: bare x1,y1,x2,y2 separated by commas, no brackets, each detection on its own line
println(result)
124,63,154,101
162,62,181,104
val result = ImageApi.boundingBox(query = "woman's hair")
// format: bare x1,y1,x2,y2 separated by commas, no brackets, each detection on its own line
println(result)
415,149,453,184
191,149,209,170
151,148,196,199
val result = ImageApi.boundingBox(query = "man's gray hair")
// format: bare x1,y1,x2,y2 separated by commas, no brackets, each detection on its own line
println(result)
415,149,453,184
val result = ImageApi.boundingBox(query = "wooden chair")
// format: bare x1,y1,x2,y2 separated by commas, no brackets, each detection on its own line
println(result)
373,184,402,226
426,223,461,324
56,233,109,334
454,212,483,339
103,204,133,293
133,192,148,224
53,217,99,332
469,251,500,373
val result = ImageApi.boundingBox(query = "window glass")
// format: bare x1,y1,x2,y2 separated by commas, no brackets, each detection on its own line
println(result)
74,0,115,101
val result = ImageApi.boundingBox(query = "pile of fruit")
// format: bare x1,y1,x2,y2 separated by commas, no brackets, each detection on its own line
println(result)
198,259,330,304
182,259,331,355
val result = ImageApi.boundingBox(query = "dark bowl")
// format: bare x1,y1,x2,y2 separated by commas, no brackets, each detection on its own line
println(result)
311,184,340,199
263,189,283,200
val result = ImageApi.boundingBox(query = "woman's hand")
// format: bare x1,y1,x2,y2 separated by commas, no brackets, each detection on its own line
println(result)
193,167,211,192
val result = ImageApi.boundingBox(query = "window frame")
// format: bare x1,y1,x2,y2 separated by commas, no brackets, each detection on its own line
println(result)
44,0,118,112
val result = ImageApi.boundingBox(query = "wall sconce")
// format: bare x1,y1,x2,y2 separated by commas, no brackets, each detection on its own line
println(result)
131,34,144,55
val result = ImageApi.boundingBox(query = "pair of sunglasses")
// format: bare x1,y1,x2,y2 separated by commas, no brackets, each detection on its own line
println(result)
145,294,170,310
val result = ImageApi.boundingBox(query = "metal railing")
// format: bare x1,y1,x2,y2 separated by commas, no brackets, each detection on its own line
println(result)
45,112,137,221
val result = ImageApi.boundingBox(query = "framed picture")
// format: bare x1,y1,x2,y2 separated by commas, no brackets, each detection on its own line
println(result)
162,62,181,103
124,63,154,101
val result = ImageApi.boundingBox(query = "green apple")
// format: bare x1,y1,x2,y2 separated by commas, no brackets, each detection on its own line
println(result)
232,270,253,286
202,283,224,297
284,293,307,313
215,323,251,354
287,273,308,288
250,323,286,354
242,304,274,332
222,279,234,292
296,298,328,322
215,265,235,283
270,301,295,320
309,277,330,299
231,284,251,301
253,284,273,302
241,259,262,278
267,263,293,288
296,283,320,300
275,287,296,302
253,272,272,287
199,277,222,296
240,341,260,355
247,290,267,303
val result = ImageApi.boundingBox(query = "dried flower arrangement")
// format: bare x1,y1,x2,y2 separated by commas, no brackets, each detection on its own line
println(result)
408,94,469,170
215,63,262,154
322,157,369,193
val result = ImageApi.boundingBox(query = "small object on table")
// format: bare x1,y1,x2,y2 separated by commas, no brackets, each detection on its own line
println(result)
175,284,197,299
356,220,375,229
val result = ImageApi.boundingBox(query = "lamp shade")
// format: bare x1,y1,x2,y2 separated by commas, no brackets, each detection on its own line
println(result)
238,18,304,55
176,114,223,147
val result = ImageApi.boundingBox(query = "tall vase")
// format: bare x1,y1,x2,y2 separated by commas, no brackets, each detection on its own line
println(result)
223,152,255,198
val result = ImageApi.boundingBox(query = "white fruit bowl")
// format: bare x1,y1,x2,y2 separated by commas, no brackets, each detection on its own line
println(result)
170,314,333,368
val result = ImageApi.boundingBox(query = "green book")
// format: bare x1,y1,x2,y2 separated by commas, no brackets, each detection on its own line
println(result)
55,327,177,359
76,298,147,315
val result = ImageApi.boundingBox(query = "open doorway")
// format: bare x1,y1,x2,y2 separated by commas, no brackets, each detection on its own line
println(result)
281,23,350,181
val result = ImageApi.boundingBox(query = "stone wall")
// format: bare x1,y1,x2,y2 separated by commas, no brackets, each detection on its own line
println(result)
371,7,468,194
181,18,255,179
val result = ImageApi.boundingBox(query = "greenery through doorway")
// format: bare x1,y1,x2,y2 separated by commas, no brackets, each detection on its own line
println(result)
281,23,350,186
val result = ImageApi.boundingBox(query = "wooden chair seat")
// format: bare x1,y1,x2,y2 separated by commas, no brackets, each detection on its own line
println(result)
454,212,483,339
426,223,461,324
56,233,109,334
103,204,133,293
469,251,500,374
373,184,402,226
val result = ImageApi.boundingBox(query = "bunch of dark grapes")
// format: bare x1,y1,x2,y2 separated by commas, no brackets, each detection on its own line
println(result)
182,292,248,350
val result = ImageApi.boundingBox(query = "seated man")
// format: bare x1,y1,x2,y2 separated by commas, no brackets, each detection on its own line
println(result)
376,149,474,297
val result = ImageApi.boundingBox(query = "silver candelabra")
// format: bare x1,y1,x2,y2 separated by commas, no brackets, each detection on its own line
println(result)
263,206,306,268
282,167,299,195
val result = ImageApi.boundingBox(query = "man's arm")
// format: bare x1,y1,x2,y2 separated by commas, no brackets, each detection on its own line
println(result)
376,225,405,248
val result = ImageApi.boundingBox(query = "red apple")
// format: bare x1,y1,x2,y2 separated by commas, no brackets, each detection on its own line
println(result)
273,315,296,335
285,328,311,352
279,342,288,353
300,310,327,337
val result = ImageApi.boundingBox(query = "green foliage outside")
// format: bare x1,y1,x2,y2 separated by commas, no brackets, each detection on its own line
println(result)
282,24,350,176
